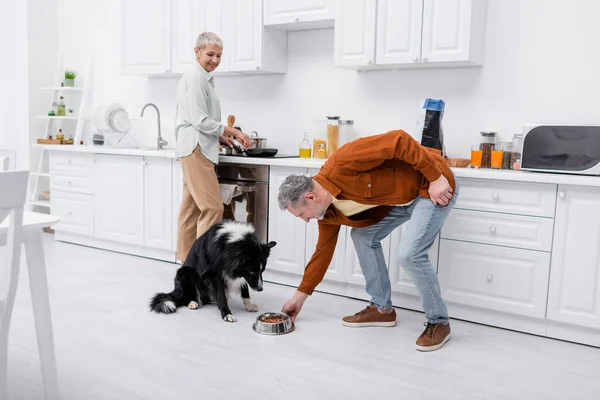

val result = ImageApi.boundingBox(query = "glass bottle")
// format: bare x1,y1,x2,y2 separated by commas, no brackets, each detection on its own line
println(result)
299,132,311,158
326,116,340,157
57,96,66,116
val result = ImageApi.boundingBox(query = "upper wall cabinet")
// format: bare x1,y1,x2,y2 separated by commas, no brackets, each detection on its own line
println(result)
229,0,287,74
263,0,335,31
121,0,287,76
171,0,237,76
334,0,488,70
121,0,171,75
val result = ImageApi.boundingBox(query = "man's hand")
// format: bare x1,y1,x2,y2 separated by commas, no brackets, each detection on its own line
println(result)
281,291,309,322
428,174,453,206
219,134,234,148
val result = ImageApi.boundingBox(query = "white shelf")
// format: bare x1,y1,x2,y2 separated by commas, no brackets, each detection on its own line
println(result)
36,115,78,120
30,200,50,208
40,86,83,92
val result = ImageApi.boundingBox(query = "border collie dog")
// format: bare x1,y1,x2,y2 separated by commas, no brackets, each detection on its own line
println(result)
149,221,276,322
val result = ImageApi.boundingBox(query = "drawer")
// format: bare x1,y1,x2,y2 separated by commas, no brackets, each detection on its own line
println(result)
50,191,94,236
50,152,93,175
438,240,551,318
50,172,93,194
441,209,554,252
455,178,556,217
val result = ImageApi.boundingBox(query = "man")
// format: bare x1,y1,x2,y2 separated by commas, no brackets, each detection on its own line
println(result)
278,129,458,352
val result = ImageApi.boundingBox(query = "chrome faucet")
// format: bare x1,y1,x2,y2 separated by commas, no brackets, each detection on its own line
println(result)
141,103,168,149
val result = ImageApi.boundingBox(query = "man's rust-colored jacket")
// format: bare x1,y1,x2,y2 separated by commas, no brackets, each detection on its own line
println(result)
297,129,456,295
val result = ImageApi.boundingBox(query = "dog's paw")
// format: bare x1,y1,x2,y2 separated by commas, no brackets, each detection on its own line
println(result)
223,314,237,322
187,301,199,310
243,299,259,312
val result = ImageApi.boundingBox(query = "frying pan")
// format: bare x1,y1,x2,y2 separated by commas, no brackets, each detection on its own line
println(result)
244,148,278,157
231,138,278,157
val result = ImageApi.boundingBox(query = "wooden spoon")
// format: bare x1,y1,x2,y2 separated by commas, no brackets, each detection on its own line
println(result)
227,115,235,128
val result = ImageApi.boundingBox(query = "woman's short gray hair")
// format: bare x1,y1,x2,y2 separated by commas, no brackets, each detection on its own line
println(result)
277,174,314,210
196,32,223,50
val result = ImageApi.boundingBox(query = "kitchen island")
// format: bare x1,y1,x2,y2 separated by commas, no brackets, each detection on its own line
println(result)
36,144,600,348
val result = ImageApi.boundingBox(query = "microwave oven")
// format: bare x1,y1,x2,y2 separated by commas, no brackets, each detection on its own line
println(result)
521,124,600,175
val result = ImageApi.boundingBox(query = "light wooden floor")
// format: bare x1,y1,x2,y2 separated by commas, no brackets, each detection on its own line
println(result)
5,234,600,400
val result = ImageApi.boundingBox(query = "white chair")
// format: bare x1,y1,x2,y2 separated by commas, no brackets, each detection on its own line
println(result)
0,156,9,172
0,170,29,399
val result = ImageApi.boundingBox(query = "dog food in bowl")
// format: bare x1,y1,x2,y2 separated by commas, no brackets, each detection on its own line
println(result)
253,312,294,335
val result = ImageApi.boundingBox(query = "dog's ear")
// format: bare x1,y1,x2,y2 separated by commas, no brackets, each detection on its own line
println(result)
264,241,277,249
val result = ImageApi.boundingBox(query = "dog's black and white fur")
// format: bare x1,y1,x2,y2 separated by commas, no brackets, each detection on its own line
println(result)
149,221,276,322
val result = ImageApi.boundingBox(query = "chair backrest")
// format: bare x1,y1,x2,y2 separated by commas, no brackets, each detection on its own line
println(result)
0,157,8,172
0,170,29,215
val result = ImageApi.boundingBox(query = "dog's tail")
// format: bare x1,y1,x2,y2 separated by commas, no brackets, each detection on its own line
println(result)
149,266,196,314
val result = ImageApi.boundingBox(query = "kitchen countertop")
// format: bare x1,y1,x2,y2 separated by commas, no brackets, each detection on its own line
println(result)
37,144,600,187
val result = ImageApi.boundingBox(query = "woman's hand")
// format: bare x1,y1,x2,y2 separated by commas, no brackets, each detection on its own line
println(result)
219,134,234,148
281,291,309,322
428,174,453,206
224,126,252,149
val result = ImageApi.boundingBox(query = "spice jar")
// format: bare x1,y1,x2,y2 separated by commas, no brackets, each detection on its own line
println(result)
500,142,513,169
511,134,523,170
479,131,497,168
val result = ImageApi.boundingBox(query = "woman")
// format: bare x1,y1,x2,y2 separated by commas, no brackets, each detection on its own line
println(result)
174,31,252,262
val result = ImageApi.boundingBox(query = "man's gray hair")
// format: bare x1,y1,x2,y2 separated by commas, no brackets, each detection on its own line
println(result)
277,174,314,210
196,32,223,50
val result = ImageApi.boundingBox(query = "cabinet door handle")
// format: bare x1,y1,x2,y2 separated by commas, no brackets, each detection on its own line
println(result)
255,66,260,70
492,192,499,200
422,56,428,62
68,181,72,185
489,226,497,233
412,56,419,62
294,17,300,22
367,59,372,65
486,274,493,282
559,191,565,199
68,211,73,217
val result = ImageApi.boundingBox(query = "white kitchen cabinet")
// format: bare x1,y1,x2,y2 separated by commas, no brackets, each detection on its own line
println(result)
344,228,391,287
171,0,238,76
172,160,183,253
121,0,171,75
144,158,173,250
50,191,94,236
267,166,307,275
334,0,377,69
375,0,423,66
336,0,488,70
305,221,347,283
420,0,488,66
263,0,334,30
546,185,600,346
229,0,287,74
438,240,551,319
93,155,145,246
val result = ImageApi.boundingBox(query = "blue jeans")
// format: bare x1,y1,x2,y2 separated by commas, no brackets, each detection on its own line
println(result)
350,182,459,325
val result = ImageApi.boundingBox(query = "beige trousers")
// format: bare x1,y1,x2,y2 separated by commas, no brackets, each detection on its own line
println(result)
177,146,224,261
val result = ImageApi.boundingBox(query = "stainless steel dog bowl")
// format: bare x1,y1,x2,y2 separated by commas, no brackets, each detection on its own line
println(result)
252,312,295,335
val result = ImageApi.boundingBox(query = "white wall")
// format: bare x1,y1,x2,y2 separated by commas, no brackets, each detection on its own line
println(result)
0,0,30,170
56,0,600,157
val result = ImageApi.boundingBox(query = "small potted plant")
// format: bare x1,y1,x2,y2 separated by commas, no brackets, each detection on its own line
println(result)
64,70,77,87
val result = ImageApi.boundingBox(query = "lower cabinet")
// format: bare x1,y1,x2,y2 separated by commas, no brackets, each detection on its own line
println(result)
546,185,600,347
49,152,176,262
93,154,145,245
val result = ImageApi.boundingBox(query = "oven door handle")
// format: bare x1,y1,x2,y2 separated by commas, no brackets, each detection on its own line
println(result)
236,184,256,193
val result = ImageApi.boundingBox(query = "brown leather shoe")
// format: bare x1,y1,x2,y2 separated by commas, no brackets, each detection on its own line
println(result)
341,305,396,327
415,322,451,351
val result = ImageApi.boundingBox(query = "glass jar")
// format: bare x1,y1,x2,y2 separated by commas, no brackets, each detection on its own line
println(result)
511,134,523,170
500,142,513,169
326,116,340,157
479,131,497,168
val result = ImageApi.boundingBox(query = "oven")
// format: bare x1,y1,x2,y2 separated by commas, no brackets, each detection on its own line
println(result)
215,163,269,243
